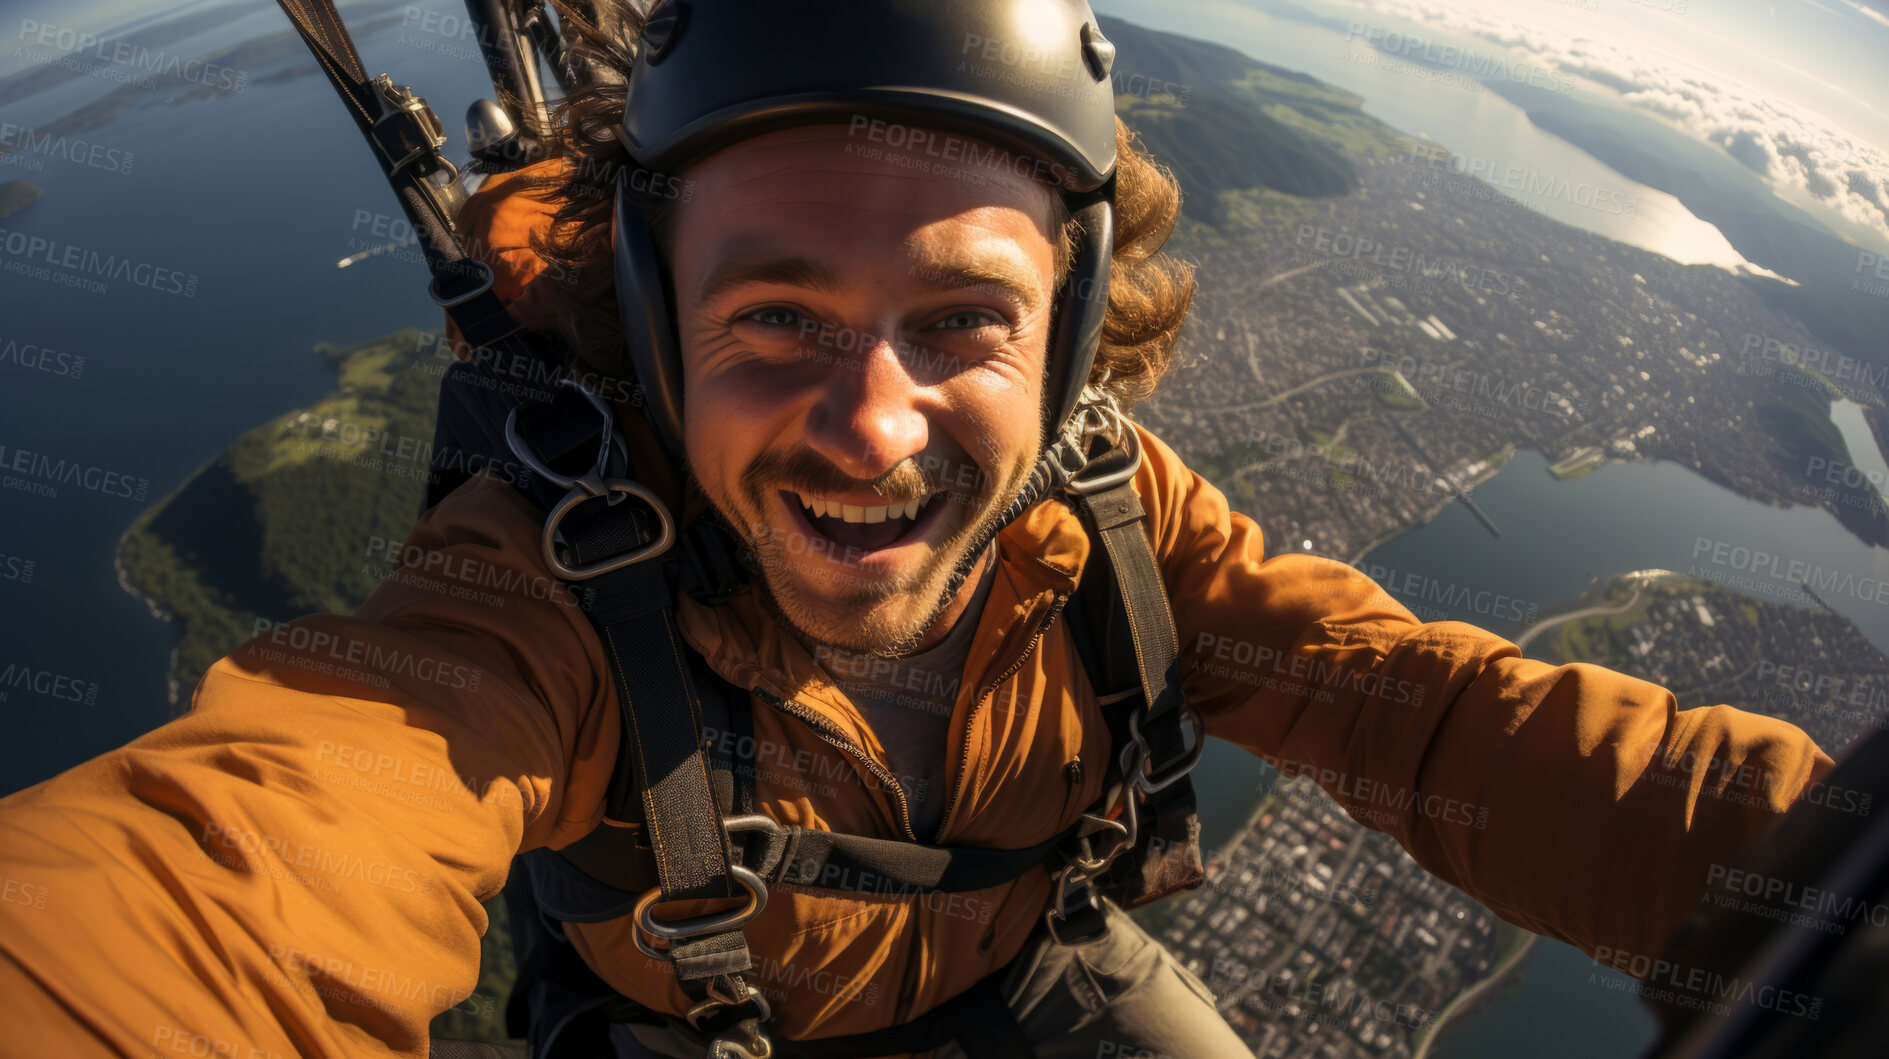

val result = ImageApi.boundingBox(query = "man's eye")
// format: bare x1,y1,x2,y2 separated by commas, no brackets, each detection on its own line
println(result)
927,309,1004,331
743,306,804,328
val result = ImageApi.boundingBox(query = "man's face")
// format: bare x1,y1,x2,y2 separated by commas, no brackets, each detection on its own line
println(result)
671,123,1058,654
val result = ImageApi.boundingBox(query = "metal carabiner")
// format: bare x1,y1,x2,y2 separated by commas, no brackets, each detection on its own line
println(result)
631,866,770,960
1124,705,1206,795
691,975,775,1059
505,376,677,580
503,376,625,495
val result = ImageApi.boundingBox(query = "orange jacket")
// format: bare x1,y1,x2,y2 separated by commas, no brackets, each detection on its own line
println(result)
0,168,1836,1057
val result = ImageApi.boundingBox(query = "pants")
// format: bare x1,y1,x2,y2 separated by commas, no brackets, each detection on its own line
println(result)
610,902,1250,1059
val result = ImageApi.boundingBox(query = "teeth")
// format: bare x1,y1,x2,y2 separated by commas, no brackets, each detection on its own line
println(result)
796,492,934,524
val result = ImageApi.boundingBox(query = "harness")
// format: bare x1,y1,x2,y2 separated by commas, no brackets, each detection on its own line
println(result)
431,363,1207,1058
273,1,1206,1053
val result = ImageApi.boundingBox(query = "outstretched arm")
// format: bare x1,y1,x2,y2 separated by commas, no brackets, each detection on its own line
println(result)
0,475,617,1057
1131,424,1836,965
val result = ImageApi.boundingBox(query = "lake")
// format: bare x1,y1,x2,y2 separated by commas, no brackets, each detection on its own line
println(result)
1098,0,1754,270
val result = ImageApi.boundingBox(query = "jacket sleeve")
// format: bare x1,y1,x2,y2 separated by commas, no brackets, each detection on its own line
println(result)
0,474,618,1058
1132,424,1837,967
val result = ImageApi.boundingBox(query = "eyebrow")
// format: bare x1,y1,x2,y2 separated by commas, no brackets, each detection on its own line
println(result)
696,250,1045,316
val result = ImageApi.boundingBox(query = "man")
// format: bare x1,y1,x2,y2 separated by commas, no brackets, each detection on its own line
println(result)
0,1,1836,1057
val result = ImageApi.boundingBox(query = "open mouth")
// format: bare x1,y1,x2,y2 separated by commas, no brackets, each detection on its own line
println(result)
780,489,948,554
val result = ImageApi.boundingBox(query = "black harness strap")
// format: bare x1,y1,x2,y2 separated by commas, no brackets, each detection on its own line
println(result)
556,504,763,996
273,0,561,430
1062,434,1205,913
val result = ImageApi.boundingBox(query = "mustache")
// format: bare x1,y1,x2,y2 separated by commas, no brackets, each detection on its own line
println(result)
742,446,944,506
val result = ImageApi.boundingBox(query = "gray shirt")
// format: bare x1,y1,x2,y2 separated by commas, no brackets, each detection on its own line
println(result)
809,555,999,839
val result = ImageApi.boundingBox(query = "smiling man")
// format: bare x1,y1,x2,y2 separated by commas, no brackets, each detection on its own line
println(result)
0,1,1843,1058
675,125,1053,658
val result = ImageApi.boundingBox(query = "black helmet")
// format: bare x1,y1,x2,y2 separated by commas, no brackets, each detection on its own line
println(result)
610,0,1121,460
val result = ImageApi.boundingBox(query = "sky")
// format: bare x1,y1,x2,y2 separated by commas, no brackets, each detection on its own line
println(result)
1317,0,1889,244
9,0,1887,245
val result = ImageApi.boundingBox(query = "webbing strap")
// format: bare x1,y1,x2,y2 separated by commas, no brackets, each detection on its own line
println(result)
548,815,1078,899
1066,436,1189,780
743,823,1077,893
273,0,543,371
559,501,754,988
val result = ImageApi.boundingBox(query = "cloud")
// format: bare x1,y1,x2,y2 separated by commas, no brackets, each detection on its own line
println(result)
1832,0,1889,30
1357,0,1889,241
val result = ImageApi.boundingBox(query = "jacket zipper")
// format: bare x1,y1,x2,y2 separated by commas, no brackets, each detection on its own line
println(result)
932,592,1071,844
751,685,921,842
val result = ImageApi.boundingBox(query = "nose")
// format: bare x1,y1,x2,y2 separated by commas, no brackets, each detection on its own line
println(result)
802,335,928,479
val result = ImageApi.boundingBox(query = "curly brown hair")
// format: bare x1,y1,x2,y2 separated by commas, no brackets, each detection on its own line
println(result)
521,2,1196,413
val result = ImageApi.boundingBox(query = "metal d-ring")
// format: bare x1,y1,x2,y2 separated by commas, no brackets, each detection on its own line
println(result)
631,865,769,960
541,479,676,580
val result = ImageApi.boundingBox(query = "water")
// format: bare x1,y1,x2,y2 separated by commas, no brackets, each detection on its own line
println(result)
1096,0,1753,269
1431,941,1660,1058
0,0,501,793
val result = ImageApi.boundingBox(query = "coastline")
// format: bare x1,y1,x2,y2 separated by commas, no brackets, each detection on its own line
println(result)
112,460,217,709
1410,925,1538,1059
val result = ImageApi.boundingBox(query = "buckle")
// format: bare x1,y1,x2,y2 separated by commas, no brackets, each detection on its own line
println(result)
1123,706,1205,795
370,74,449,178
686,974,772,1031
689,975,774,1059
506,378,676,580
541,482,675,580
631,865,769,961
1064,424,1142,496
1044,874,1110,945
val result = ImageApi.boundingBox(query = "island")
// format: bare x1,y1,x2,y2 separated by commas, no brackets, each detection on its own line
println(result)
0,179,43,219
